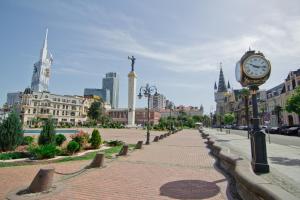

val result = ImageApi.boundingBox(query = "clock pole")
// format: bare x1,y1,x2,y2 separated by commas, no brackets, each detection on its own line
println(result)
236,49,270,174
249,85,269,173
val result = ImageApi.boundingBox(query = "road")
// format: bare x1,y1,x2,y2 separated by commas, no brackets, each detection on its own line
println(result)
216,128,300,147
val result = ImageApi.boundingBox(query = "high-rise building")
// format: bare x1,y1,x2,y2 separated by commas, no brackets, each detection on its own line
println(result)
31,29,53,92
83,88,110,104
6,92,22,106
149,93,166,110
102,72,119,109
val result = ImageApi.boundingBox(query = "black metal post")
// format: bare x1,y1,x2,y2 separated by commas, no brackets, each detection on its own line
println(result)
146,94,150,145
250,86,269,173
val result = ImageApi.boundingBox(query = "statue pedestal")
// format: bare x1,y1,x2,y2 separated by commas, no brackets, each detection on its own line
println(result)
128,71,137,126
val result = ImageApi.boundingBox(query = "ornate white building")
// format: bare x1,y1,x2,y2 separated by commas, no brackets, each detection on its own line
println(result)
31,29,53,92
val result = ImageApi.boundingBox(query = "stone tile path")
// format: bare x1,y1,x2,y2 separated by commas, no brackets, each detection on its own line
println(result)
2,129,229,200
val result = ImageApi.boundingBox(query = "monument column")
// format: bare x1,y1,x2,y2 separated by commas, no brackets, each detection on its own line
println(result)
128,56,137,127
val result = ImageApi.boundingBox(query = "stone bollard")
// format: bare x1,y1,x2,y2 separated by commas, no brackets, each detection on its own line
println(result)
153,136,159,142
164,133,167,138
159,135,164,140
28,167,54,193
135,141,143,149
118,144,129,156
89,153,104,168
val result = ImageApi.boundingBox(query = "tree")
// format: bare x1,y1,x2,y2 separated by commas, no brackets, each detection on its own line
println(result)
274,105,282,127
0,110,23,151
38,118,56,145
88,101,103,121
241,88,250,138
224,113,235,125
90,129,102,149
285,86,300,115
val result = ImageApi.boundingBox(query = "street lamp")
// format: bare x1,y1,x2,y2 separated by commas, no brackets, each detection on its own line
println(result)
167,102,175,133
138,83,158,145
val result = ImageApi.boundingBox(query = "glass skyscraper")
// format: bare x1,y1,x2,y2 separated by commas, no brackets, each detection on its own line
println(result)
102,72,119,109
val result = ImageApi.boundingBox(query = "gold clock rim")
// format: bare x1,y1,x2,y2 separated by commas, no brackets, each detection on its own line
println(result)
242,55,271,79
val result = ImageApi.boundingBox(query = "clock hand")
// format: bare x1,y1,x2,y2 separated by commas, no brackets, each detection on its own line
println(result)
250,64,260,68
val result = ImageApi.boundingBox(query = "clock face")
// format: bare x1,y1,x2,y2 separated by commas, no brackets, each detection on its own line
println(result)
235,61,241,82
243,55,270,79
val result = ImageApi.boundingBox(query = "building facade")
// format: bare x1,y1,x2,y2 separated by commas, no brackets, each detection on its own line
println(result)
6,92,22,106
149,93,166,110
19,88,93,127
108,108,161,125
102,72,119,109
84,88,110,104
31,29,53,92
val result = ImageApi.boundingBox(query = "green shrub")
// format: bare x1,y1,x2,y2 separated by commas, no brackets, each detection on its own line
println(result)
0,152,28,160
70,130,89,149
90,129,102,149
106,140,124,147
0,110,23,151
55,134,66,146
22,136,34,145
38,118,56,145
67,141,80,154
29,144,60,159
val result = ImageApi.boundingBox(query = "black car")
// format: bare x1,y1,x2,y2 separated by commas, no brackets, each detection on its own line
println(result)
278,125,292,134
285,126,300,135
269,127,280,134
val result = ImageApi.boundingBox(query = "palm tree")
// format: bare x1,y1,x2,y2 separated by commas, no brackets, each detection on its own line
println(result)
241,88,250,138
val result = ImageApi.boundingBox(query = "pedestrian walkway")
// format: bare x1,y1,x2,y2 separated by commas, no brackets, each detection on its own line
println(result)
5,129,229,200
205,128,300,198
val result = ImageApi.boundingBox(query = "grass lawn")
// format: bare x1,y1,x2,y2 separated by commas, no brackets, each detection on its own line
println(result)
0,144,136,168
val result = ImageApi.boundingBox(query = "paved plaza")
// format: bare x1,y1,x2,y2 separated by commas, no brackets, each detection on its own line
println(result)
204,128,300,198
1,129,229,200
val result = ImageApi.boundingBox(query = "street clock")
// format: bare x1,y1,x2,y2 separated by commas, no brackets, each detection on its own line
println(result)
236,50,271,87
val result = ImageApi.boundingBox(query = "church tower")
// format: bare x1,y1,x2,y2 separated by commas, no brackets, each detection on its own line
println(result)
31,29,53,92
214,63,227,120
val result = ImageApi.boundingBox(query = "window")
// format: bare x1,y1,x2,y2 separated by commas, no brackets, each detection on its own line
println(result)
57,110,59,115
72,106,76,110
33,109,36,114
35,95,38,99
62,111,64,116
28,109,30,114
72,100,76,104
66,105,68,110
63,105,65,109
34,102,37,106
45,95,48,98
71,112,75,116
53,110,55,115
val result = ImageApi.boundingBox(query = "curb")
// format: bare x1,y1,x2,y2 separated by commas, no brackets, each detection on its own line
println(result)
200,130,298,200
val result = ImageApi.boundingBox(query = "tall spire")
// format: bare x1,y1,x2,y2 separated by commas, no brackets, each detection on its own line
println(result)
227,80,231,89
40,28,48,61
214,81,217,90
217,62,227,92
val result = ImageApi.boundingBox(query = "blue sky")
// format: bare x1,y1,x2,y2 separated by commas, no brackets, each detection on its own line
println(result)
1,0,300,113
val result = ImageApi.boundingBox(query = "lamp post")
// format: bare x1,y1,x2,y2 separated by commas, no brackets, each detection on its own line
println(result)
138,84,158,145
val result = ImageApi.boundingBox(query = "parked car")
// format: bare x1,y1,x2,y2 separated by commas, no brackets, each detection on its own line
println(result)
298,129,300,137
285,126,300,135
278,125,292,135
269,127,280,134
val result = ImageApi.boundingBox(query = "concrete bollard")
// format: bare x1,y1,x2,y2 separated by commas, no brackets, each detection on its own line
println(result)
135,141,143,149
89,153,104,168
164,133,167,138
153,136,159,142
28,167,54,193
159,135,164,140
118,144,129,156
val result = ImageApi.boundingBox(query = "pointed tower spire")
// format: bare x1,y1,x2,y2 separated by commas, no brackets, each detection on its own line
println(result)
227,80,231,89
217,62,227,92
40,28,48,61
214,81,217,90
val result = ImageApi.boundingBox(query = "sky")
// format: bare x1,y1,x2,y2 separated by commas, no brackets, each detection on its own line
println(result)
0,0,300,114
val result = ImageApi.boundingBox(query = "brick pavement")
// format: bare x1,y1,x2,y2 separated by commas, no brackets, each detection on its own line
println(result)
3,129,229,200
